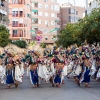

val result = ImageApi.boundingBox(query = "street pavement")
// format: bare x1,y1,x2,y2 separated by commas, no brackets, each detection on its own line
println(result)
0,75,100,100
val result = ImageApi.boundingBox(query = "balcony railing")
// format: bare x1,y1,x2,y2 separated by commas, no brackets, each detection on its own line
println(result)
12,33,24,37
12,13,23,17
12,24,25,27
12,13,18,17
12,24,18,27
12,0,25,4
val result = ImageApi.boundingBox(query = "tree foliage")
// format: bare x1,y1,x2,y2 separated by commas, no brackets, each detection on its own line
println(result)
12,40,27,48
56,8,100,47
0,25,10,47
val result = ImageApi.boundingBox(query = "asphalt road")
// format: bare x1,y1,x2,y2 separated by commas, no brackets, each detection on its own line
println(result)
0,75,100,100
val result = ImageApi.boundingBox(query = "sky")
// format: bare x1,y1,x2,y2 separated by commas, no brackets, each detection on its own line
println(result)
57,0,86,7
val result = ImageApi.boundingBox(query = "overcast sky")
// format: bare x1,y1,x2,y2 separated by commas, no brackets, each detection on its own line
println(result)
57,0,86,7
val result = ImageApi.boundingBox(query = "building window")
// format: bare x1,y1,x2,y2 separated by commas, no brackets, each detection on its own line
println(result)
45,36,48,40
32,27,38,32
12,21,18,27
69,16,79,22
12,11,18,17
39,20,42,24
38,4,42,8
69,16,71,21
44,0,48,2
38,12,42,16
12,30,17,37
45,21,49,26
69,8,75,14
45,12,48,17
45,5,49,9
51,13,55,17
55,5,59,11
76,11,78,15
19,11,23,17
32,18,38,24
51,21,55,25
32,10,38,16
51,5,55,10
51,0,55,2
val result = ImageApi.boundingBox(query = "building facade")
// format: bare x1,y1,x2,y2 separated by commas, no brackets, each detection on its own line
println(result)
0,0,8,27
86,0,100,15
31,0,60,43
60,3,85,29
8,0,31,41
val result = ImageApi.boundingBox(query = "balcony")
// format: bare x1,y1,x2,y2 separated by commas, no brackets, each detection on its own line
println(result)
12,23,25,27
32,18,38,24
12,12,24,17
0,6,7,15
12,24,18,27
12,0,25,4
12,13,18,17
12,33,25,37
31,10,38,16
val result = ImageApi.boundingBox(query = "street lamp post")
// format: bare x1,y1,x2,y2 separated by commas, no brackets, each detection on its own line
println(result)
68,0,76,22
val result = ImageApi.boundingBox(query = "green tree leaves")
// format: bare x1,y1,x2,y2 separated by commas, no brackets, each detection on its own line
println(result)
12,40,27,48
56,8,100,47
0,25,10,47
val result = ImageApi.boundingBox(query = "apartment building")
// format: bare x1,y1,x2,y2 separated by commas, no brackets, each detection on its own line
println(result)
86,0,100,15
8,0,31,41
60,3,85,29
0,0,8,27
31,0,60,43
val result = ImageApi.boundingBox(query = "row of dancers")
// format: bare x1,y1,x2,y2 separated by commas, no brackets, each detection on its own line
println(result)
0,45,100,89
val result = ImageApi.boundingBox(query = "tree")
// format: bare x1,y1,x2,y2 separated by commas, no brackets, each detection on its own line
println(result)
0,25,10,47
12,40,27,48
56,23,81,48
80,8,100,44
56,8,100,47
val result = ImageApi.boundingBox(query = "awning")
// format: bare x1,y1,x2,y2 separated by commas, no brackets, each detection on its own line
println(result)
30,30,36,32
55,20,59,22
50,28,60,33
55,28,60,30
32,1,38,3
50,29,56,33
19,8,23,11
12,8,18,11
32,26,38,28
32,18,38,20
32,10,38,12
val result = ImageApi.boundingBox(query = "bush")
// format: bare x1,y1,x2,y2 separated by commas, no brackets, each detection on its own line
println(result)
12,40,27,48
40,42,47,48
